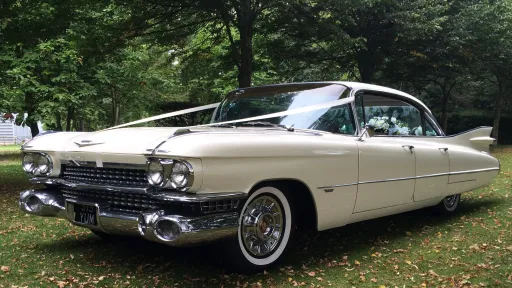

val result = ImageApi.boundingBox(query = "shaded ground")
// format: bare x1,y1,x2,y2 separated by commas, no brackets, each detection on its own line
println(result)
0,147,511,287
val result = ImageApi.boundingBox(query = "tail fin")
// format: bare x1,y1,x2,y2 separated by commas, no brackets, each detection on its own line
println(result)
444,127,495,152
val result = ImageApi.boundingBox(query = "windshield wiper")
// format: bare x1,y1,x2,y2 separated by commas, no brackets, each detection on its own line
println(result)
238,121,295,132
210,123,236,128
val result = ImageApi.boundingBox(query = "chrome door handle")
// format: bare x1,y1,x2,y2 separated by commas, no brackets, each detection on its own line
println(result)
438,147,449,152
402,145,415,153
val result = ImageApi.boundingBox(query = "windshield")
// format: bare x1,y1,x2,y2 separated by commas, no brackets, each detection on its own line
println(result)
211,84,355,134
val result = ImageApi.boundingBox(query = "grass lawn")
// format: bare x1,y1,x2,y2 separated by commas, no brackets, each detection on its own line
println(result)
0,145,21,152
1,148,511,288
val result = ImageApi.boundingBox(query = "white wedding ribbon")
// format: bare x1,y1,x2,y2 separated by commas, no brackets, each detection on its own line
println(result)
199,97,353,127
104,103,220,130
105,97,354,130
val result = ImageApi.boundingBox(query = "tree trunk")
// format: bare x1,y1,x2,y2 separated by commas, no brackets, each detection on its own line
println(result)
236,0,253,88
491,79,504,143
439,78,455,134
111,88,120,126
79,119,85,131
25,93,39,137
357,50,375,83
65,107,74,131
440,93,449,133
55,113,63,131
29,121,39,137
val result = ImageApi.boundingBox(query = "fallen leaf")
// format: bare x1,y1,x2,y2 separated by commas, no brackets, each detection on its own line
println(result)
56,281,66,288
307,271,316,277
354,260,360,266
0,266,9,272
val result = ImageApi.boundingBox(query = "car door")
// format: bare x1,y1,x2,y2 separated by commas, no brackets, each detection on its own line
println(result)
353,93,420,212
355,137,416,212
412,119,449,201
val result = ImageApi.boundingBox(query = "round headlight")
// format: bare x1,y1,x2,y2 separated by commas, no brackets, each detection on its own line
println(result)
37,154,52,175
170,161,192,189
147,160,164,186
22,154,36,174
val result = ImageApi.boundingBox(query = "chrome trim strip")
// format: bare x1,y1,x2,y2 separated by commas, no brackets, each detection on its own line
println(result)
358,176,416,185
415,172,450,179
28,177,247,202
447,179,476,184
60,160,146,170
318,168,500,188
449,167,500,175
150,191,247,203
317,182,358,189
29,177,149,193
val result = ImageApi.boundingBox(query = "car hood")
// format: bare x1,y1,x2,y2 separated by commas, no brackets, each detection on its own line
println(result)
23,126,326,155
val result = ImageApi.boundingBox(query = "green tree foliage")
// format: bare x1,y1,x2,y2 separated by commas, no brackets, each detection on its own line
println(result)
0,0,511,140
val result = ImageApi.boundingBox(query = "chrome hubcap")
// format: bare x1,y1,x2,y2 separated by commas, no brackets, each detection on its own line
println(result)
443,195,457,208
241,195,284,257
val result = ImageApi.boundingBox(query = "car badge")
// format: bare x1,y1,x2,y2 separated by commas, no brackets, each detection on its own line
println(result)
74,140,104,148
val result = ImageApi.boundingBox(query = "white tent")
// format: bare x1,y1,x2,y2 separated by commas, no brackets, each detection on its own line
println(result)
0,113,44,145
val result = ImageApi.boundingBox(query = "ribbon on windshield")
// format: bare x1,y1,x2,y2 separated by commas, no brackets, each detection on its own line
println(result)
105,97,354,130
104,103,220,130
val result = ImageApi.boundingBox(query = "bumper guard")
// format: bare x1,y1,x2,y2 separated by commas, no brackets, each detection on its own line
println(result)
19,188,244,246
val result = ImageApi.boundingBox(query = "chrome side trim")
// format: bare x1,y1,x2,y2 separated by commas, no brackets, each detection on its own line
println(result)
317,183,358,189
358,176,416,185
449,167,500,175
415,172,450,179
317,167,500,189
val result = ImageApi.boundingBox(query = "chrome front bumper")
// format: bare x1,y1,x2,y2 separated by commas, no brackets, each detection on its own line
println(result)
19,188,243,246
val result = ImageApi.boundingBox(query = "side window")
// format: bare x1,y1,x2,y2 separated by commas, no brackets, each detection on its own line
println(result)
356,94,423,136
308,104,355,135
424,119,439,136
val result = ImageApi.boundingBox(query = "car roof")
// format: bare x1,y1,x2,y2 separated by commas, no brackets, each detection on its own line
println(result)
235,81,431,114
337,81,431,114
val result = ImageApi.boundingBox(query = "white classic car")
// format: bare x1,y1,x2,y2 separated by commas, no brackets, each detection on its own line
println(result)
19,82,500,272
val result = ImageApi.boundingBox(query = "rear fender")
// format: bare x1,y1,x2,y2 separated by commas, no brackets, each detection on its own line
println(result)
443,127,495,153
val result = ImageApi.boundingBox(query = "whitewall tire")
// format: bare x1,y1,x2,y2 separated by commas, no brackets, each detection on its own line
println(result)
228,186,294,272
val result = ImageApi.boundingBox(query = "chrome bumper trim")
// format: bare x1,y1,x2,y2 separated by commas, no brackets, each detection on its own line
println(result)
29,177,149,193
29,177,247,202
19,188,240,246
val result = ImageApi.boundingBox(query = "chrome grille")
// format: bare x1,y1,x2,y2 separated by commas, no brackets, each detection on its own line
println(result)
61,189,240,215
62,189,164,211
200,200,240,214
61,165,148,188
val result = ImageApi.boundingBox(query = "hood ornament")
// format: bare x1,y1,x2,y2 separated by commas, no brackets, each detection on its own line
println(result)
74,140,104,148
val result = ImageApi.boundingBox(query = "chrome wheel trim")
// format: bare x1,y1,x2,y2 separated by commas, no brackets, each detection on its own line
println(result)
241,195,284,258
443,195,457,208
237,186,292,266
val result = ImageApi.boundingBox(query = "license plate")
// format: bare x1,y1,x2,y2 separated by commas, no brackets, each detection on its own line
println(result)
73,204,97,226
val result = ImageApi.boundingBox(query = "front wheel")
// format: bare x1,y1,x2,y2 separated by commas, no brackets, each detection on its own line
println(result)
437,194,461,212
227,186,294,273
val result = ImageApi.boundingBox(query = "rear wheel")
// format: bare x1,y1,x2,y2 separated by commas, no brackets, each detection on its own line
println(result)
437,194,461,212
227,186,294,273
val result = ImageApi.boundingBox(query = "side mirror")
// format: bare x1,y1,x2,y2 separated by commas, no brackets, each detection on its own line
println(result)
366,124,375,137
357,124,375,141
